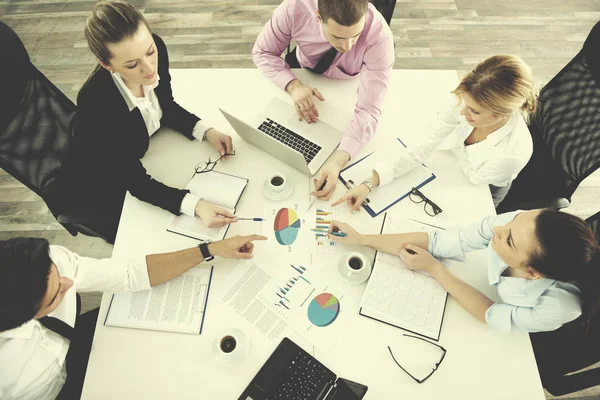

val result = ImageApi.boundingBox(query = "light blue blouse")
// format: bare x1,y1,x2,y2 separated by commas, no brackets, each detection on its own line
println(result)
427,211,582,333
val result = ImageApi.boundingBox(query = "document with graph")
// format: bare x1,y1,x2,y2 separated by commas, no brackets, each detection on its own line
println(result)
338,138,435,217
359,215,448,340
221,257,350,353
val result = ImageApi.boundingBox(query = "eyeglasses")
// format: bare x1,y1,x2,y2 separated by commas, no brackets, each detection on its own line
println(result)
195,151,236,174
388,334,447,384
409,187,443,217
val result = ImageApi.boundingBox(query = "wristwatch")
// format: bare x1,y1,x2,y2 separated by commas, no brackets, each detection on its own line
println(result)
198,242,214,261
361,180,374,192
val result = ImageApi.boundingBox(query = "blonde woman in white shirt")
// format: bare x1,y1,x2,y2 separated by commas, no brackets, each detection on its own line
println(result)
332,55,538,210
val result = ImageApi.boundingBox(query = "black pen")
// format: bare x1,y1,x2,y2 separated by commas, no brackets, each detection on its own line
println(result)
307,179,327,211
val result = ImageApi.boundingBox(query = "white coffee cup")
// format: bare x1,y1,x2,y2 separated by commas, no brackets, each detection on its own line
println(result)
267,173,287,193
338,252,372,284
212,328,250,367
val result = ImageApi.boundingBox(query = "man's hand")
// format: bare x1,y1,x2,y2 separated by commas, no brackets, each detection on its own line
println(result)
332,184,369,212
195,200,237,228
286,79,324,123
205,128,233,159
312,164,340,201
208,234,268,260
312,151,351,200
398,244,443,274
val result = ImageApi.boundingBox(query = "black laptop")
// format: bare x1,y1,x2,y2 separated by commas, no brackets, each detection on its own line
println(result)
238,337,368,400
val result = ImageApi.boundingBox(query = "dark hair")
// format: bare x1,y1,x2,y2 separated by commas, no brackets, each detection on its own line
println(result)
317,0,368,26
529,210,600,328
0,238,52,332
84,0,150,65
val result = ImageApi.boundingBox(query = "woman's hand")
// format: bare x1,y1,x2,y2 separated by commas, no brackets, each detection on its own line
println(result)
331,184,369,212
195,200,237,228
327,220,365,246
205,128,233,159
398,244,443,274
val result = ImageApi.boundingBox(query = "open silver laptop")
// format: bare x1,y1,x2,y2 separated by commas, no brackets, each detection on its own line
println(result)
219,97,344,176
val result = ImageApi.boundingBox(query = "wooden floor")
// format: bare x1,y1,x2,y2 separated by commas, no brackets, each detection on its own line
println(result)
1,1,599,398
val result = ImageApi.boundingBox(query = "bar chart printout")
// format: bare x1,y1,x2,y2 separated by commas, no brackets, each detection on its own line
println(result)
274,264,311,310
315,207,337,254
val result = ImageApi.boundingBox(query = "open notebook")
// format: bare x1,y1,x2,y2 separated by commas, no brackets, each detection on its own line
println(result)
167,170,248,241
359,215,448,340
339,139,435,217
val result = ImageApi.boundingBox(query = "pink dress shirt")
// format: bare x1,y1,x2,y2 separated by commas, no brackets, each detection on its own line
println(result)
252,0,395,158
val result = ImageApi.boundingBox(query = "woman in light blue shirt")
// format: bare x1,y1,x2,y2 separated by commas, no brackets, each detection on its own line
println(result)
329,209,600,333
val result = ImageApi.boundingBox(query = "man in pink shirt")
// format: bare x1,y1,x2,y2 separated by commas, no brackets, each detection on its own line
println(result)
252,0,394,200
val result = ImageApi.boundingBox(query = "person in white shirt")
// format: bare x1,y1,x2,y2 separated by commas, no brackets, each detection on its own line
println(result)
58,1,237,242
0,234,267,400
327,209,600,333
332,54,538,210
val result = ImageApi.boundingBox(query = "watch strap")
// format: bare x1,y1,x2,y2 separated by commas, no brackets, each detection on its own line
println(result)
198,242,214,261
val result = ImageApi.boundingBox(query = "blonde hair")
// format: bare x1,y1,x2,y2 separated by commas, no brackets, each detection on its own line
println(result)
452,55,538,122
84,1,150,65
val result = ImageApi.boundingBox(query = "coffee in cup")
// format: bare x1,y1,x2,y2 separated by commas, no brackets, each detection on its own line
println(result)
338,252,372,284
267,173,287,193
348,256,364,271
220,336,237,354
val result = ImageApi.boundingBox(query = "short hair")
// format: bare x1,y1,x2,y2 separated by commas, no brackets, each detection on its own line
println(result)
84,1,151,65
0,238,52,332
318,0,368,26
452,55,538,122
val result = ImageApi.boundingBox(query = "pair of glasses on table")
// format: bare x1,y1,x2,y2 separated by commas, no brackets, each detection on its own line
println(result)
195,151,236,174
388,334,447,384
409,187,443,217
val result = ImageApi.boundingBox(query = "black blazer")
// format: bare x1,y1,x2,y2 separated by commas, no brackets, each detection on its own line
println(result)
60,34,200,218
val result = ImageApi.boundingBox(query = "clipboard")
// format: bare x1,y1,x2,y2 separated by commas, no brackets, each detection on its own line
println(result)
338,138,436,217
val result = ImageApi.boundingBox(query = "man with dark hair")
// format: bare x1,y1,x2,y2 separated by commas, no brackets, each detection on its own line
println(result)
252,0,394,201
0,234,267,399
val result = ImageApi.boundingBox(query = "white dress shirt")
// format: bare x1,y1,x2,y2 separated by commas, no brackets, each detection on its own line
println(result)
374,104,533,188
111,72,212,217
427,211,582,333
0,246,150,400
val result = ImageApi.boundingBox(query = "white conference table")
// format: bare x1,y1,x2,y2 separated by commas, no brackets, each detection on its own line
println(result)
81,69,545,399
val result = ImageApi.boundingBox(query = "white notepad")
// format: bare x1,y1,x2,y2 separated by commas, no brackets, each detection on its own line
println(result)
359,215,448,340
104,265,213,335
339,139,435,217
167,170,248,241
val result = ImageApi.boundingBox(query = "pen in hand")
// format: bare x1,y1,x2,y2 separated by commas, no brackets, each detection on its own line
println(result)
235,217,264,221
310,228,347,237
307,179,327,211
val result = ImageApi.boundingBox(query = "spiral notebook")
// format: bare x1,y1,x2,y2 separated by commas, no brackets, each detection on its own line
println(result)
359,215,448,340
167,170,248,241
338,138,435,217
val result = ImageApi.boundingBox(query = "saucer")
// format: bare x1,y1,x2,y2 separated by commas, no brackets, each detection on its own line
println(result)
262,180,294,201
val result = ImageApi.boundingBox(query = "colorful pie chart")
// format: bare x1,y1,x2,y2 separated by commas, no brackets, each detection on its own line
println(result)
274,208,301,245
307,293,340,327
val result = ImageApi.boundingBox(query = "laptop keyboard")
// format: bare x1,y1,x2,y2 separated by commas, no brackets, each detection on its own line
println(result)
258,118,322,164
274,351,330,399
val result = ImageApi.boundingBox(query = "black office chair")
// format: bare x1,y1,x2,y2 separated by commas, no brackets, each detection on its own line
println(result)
0,21,111,243
497,20,600,213
529,210,600,396
370,0,396,26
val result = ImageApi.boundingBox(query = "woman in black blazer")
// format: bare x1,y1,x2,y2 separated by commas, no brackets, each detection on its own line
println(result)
59,1,236,241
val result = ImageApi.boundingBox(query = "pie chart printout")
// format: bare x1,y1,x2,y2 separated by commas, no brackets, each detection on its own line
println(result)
274,208,301,245
307,293,340,327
